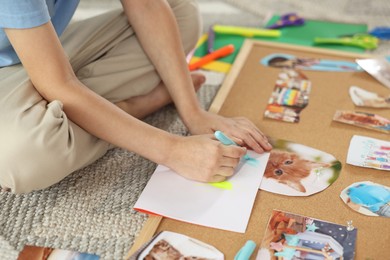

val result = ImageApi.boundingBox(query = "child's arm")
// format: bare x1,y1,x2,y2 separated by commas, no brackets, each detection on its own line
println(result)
5,22,245,183
121,0,272,153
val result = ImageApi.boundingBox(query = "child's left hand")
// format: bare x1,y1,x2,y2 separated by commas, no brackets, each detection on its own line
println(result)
183,110,272,153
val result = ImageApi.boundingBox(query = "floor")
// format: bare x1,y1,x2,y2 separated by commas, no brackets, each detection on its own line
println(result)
1,1,389,260
75,0,389,56
74,0,262,32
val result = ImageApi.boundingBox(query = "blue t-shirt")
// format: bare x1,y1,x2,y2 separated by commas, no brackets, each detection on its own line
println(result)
0,0,80,67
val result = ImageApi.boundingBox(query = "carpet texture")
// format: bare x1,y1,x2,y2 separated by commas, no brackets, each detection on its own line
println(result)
1,0,389,259
0,83,220,259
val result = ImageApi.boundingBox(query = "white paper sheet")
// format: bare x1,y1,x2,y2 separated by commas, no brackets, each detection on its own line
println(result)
134,151,270,233
346,135,390,171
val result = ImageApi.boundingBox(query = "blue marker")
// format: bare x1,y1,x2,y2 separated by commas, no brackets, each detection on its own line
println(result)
214,131,253,161
234,240,256,260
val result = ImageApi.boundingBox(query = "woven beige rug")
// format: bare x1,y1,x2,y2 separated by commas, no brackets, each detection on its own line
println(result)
0,81,220,259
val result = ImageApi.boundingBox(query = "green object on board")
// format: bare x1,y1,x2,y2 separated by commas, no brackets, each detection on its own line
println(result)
265,15,368,53
193,16,368,64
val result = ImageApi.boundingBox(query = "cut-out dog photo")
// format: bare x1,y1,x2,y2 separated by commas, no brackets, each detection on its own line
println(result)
260,139,341,196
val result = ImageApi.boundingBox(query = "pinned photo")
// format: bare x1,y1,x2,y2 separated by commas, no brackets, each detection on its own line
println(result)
346,135,390,171
261,53,362,72
340,181,390,217
260,139,341,196
349,86,390,108
264,69,311,123
333,110,390,134
256,210,357,260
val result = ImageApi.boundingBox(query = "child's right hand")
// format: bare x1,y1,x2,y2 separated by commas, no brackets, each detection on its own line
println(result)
165,134,247,183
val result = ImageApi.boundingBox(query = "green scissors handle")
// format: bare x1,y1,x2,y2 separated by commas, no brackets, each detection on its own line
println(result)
314,34,379,50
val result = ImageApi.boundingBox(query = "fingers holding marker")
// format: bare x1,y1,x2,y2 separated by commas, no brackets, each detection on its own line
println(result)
206,131,247,183
219,154,242,168
220,142,247,157
211,130,268,183
208,166,236,183
209,174,227,183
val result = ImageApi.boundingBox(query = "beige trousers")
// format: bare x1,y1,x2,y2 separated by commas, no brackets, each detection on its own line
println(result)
0,0,201,193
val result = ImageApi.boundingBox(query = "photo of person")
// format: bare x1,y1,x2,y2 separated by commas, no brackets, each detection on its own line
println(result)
260,139,341,196
266,54,320,69
17,245,99,260
333,110,390,134
340,181,390,217
349,86,390,108
256,210,357,260
261,53,362,72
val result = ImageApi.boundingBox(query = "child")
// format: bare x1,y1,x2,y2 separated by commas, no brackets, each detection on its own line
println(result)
0,0,272,193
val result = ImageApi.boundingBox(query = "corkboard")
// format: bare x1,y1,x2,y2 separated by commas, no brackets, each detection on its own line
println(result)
128,40,390,259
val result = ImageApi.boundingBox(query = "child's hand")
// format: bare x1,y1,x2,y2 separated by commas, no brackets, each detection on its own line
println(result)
183,110,272,154
165,134,247,182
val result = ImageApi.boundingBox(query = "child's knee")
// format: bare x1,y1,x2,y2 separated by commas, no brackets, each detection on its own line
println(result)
0,124,109,193
0,96,112,193
170,0,202,53
0,134,72,194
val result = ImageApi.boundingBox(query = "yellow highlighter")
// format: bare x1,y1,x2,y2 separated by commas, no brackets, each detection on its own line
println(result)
213,25,281,38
